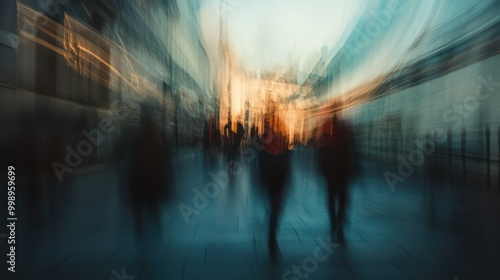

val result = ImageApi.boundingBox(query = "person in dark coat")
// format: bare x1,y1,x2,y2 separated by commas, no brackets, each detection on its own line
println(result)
316,114,352,244
128,109,172,241
250,125,259,142
223,120,235,161
235,120,245,152
203,117,221,166
258,113,290,259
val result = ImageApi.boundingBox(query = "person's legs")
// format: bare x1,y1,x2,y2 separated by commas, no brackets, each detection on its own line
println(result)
327,181,337,234
336,179,348,244
337,181,347,226
131,198,144,241
147,198,162,235
269,192,281,241
268,191,282,259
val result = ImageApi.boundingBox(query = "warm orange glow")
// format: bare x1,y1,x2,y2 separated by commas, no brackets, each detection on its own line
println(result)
17,2,170,107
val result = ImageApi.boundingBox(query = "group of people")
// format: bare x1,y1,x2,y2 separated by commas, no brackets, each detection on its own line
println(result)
257,112,354,258
202,117,246,163
135,109,354,259
202,112,354,258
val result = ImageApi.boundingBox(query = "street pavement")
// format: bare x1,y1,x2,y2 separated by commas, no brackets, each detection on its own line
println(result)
7,147,500,280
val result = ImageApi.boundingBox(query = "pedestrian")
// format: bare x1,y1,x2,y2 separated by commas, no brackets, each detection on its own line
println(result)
258,112,290,259
316,113,353,244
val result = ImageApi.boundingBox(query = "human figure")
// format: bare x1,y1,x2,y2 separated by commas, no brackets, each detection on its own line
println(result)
249,125,259,168
235,120,245,152
203,117,220,166
250,125,259,142
128,110,172,242
316,114,352,244
224,120,236,161
258,113,290,259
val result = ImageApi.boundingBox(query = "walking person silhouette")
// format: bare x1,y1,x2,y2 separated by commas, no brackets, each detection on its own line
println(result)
316,113,353,244
258,111,290,259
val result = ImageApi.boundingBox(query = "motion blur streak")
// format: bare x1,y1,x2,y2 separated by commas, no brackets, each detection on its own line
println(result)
1,0,500,279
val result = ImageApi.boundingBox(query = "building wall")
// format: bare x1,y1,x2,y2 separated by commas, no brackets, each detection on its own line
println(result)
343,54,500,185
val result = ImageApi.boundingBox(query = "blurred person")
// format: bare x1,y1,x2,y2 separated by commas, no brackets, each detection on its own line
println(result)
250,125,259,142
316,113,353,244
249,124,259,159
235,120,245,153
128,106,173,243
224,119,236,161
223,119,230,158
258,112,290,259
203,116,221,166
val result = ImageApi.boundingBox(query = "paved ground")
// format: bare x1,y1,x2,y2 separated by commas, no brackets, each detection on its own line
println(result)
4,147,500,280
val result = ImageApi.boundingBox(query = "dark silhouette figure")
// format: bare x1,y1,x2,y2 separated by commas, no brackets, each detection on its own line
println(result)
203,117,221,166
223,120,235,160
258,113,290,259
249,125,260,170
128,111,172,242
235,120,245,152
250,125,259,142
316,114,352,244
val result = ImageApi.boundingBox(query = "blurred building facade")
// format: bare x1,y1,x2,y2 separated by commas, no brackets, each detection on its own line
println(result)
303,0,500,189
1,0,216,169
